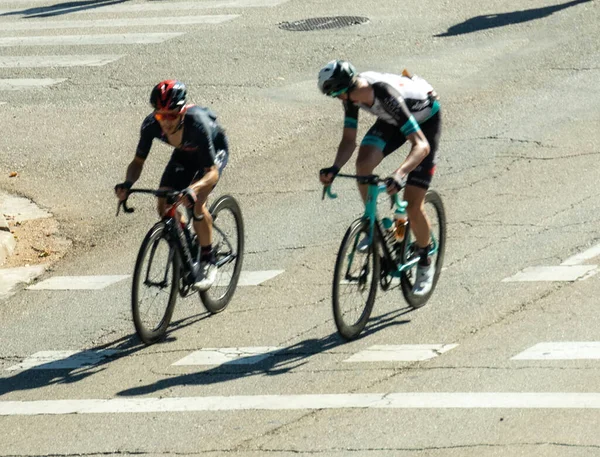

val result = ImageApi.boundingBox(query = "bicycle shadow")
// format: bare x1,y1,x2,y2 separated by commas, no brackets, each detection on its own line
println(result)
435,0,592,37
117,306,415,397
360,305,414,337
0,311,210,397
0,0,129,18
116,333,344,396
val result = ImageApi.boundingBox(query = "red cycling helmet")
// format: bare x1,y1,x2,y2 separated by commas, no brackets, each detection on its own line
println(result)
150,80,187,110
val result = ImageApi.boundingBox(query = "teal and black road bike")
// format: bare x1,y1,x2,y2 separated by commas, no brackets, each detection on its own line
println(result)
323,174,446,340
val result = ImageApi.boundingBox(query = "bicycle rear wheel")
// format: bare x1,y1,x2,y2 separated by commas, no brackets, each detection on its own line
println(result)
332,219,380,340
132,222,181,345
400,190,446,308
200,195,244,314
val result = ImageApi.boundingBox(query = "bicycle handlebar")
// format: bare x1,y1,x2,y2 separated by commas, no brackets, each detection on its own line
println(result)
321,174,404,209
116,188,183,216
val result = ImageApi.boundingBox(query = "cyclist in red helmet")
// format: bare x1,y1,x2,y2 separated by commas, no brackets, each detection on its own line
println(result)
115,80,229,291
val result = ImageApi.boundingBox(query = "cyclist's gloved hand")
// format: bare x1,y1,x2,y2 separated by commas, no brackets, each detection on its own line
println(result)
319,165,340,185
181,187,197,208
385,173,406,195
114,181,133,201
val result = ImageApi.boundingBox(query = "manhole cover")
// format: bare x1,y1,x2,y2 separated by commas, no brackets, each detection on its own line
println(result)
279,16,369,32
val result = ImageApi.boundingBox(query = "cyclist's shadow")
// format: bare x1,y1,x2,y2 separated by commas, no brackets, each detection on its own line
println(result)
117,306,414,397
0,334,144,397
0,310,212,397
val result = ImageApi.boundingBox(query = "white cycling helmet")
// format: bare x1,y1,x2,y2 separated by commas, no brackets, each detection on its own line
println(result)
317,60,357,96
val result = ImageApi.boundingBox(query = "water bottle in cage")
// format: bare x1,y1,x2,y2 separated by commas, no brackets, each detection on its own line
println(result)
393,202,408,242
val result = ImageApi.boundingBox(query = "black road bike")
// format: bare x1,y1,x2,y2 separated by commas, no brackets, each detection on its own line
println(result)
118,189,244,345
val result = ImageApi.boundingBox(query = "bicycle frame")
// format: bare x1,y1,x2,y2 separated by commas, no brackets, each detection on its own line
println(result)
324,175,439,277
118,189,237,279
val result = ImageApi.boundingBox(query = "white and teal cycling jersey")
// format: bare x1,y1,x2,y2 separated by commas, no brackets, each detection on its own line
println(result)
343,71,439,137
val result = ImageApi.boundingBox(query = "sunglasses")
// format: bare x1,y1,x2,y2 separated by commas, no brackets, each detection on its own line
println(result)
327,87,349,98
154,111,181,121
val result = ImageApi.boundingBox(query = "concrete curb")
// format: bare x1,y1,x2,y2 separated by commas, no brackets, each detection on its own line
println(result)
0,230,16,266
0,191,52,267
0,211,15,267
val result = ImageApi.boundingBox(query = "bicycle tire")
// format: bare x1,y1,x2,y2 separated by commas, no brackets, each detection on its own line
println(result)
200,195,244,314
132,222,181,345
400,190,446,308
332,218,380,340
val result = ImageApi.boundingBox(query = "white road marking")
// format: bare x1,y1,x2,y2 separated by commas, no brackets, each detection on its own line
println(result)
6,350,118,371
0,33,184,47
0,78,66,90
502,265,597,282
512,342,600,360
0,55,123,68
173,347,280,366
0,15,238,31
344,344,458,362
0,0,289,15
5,393,600,415
27,275,129,290
220,270,284,286
561,242,600,266
24,271,280,291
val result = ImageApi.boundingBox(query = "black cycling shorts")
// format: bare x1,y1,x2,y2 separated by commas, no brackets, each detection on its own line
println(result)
361,110,441,189
159,132,229,190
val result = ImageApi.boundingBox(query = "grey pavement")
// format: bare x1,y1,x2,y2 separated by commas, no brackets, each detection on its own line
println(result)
1,0,600,455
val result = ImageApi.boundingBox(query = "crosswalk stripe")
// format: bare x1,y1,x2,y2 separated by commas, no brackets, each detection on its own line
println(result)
0,78,66,90
27,275,129,290
502,265,597,282
0,55,123,68
5,392,600,415
561,242,600,266
24,271,282,290
344,344,458,362
0,15,238,31
6,350,118,371
512,342,600,360
173,347,280,366
0,0,288,15
221,270,284,286
0,32,184,47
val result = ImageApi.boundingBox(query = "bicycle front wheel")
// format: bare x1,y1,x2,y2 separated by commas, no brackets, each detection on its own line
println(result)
400,190,446,309
200,195,244,314
132,222,181,345
332,219,380,341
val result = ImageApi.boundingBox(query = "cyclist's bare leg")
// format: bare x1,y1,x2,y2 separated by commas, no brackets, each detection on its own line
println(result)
355,145,384,203
403,184,430,248
192,185,213,248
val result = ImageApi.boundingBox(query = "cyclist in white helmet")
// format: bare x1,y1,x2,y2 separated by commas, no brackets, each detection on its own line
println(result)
317,60,442,296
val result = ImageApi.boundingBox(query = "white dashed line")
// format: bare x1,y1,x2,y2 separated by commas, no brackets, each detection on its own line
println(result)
27,275,130,290
512,342,600,360
6,350,118,371
173,347,280,366
5,393,600,415
0,55,124,68
502,265,597,282
344,344,458,362
0,33,184,47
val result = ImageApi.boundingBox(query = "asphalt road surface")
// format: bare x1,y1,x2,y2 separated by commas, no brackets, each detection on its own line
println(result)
1,0,600,455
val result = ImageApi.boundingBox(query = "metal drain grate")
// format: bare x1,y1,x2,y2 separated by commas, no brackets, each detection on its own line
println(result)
279,16,369,32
